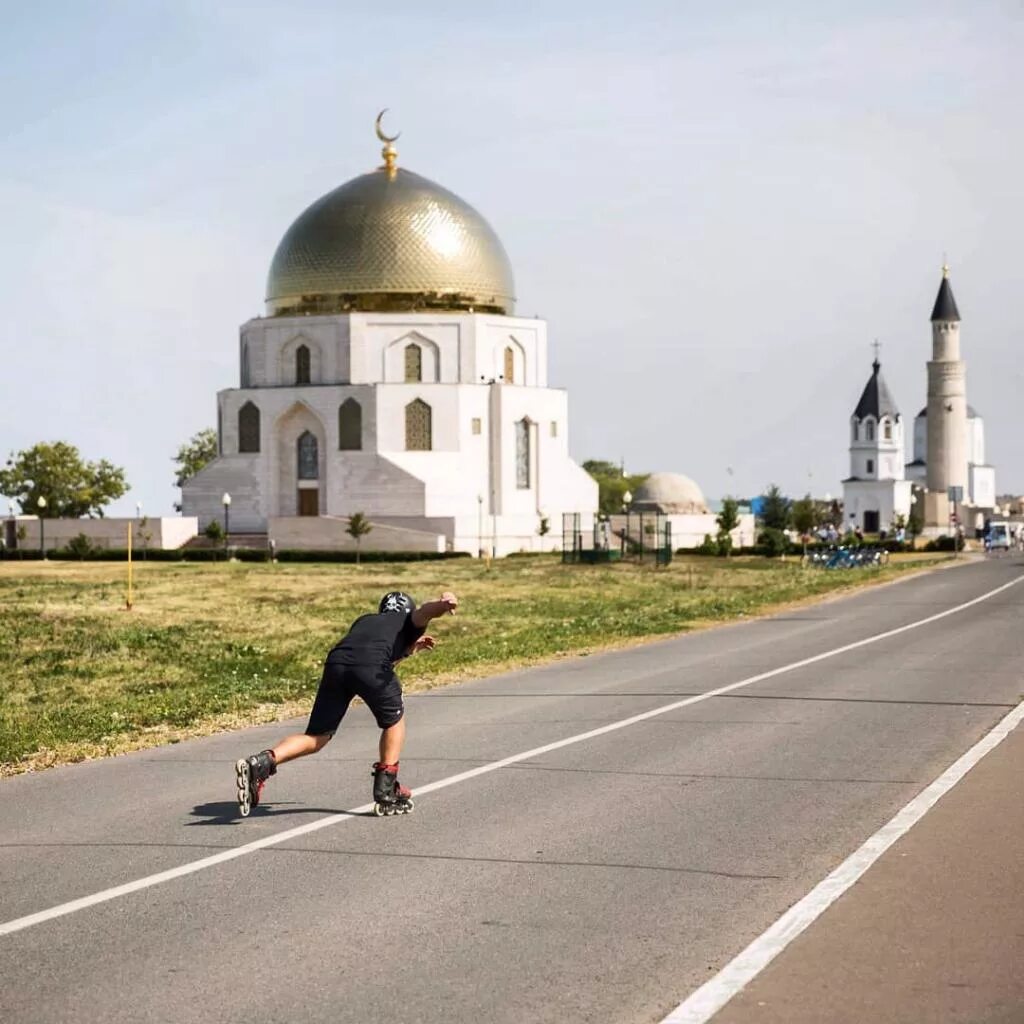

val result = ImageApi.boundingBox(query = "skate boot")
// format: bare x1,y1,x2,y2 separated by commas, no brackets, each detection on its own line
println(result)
235,749,276,817
372,761,414,816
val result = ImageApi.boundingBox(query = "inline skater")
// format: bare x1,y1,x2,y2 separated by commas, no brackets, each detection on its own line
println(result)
235,589,458,817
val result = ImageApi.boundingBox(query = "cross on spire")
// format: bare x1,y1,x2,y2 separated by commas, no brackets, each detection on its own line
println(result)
872,338,881,368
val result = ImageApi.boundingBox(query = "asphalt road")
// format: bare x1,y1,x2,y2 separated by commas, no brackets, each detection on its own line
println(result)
1,556,1022,1024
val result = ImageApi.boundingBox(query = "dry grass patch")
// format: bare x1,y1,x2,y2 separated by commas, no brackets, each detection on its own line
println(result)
0,553,948,773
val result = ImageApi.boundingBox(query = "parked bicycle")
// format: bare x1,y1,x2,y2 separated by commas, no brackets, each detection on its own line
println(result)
802,546,888,569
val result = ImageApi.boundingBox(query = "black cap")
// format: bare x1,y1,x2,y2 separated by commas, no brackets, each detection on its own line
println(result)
930,267,961,322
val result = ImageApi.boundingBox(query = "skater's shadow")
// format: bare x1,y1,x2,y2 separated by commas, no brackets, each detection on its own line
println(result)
187,801,377,826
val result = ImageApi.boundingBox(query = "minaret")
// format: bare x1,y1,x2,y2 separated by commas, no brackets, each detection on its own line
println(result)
924,264,968,529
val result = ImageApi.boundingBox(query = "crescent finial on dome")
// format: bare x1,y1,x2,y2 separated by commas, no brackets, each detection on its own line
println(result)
375,109,400,178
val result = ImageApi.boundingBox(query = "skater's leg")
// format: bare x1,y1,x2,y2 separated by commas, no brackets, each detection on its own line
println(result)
272,731,332,766
378,716,405,763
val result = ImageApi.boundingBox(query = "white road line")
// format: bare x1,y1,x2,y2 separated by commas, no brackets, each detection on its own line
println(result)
1,573,1021,940
660,697,1024,1024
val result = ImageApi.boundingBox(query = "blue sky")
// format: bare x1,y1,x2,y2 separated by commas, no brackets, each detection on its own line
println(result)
1,0,1021,515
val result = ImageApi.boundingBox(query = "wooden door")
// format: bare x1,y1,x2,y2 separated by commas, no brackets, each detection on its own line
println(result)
298,489,319,517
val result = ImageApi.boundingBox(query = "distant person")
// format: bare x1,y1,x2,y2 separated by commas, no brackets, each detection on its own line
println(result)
235,589,459,817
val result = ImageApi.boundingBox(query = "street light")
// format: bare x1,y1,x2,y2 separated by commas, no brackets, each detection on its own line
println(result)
477,494,484,559
622,489,633,558
222,492,231,557
36,495,47,558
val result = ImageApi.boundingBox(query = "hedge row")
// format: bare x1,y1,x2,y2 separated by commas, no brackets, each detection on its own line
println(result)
0,548,472,564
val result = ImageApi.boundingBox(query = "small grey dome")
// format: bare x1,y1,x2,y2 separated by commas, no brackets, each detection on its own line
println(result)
632,472,709,514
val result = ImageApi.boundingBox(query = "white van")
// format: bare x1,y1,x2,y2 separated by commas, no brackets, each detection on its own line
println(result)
987,522,1011,551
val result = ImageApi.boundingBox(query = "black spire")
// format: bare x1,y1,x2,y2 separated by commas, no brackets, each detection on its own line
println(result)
930,265,961,322
853,358,900,420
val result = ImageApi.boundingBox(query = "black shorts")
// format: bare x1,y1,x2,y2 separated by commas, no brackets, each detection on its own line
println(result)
305,660,404,735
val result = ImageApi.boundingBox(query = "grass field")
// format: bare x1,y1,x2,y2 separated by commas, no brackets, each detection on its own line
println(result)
0,552,950,774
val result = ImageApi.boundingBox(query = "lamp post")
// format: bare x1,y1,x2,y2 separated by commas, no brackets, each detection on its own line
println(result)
222,492,231,558
477,494,484,560
623,489,633,559
36,495,47,558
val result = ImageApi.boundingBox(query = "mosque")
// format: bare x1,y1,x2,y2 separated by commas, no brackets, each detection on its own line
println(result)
843,266,996,536
182,117,597,555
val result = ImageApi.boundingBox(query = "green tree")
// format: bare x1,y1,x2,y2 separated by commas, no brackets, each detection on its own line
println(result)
0,442,128,518
582,460,649,516
173,428,218,509
791,494,817,557
715,497,739,557
759,484,792,531
66,533,98,560
346,512,373,564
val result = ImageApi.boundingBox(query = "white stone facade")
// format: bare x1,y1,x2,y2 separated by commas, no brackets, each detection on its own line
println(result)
668,513,756,549
182,311,597,555
909,408,995,509
4,516,198,553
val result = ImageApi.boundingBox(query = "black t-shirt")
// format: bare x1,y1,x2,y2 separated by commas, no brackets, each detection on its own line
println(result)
328,612,424,668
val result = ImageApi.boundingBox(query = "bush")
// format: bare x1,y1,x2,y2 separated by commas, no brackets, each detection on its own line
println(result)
758,527,788,558
233,548,270,562
204,520,224,541
65,533,99,560
276,549,471,563
694,534,718,555
924,536,958,552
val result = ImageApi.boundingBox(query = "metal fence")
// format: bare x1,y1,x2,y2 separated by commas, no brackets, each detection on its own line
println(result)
562,512,672,566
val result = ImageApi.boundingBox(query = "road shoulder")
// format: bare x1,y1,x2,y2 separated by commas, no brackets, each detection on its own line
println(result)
712,720,1024,1023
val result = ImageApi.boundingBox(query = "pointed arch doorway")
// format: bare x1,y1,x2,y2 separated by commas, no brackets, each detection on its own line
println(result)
274,403,326,517
296,430,319,516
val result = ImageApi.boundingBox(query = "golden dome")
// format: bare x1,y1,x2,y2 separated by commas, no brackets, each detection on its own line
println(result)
266,165,516,316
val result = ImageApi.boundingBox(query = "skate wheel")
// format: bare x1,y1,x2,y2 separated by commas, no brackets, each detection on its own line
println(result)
373,803,385,817
404,800,414,813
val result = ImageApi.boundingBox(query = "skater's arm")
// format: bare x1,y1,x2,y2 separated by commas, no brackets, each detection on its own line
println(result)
411,591,458,627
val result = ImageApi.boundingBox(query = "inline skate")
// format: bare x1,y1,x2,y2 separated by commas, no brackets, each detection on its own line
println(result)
372,761,414,816
235,749,276,817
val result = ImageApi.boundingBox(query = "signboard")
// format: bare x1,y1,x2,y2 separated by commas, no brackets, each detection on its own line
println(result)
947,486,964,503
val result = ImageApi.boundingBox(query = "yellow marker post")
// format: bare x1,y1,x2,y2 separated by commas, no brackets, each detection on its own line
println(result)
126,521,133,610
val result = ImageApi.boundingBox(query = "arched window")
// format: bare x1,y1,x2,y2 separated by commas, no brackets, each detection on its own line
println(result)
883,419,892,440
504,346,515,384
297,431,318,479
338,399,362,450
866,419,875,442
238,401,260,453
296,345,311,384
516,418,531,489
241,341,250,387
405,399,432,451
852,421,859,442
404,344,422,383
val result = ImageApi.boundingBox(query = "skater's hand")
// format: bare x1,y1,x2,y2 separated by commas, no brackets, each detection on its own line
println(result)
439,591,458,615
412,635,436,654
